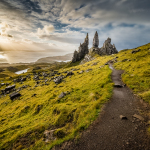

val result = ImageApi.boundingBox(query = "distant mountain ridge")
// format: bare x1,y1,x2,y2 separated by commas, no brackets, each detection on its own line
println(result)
35,53,73,63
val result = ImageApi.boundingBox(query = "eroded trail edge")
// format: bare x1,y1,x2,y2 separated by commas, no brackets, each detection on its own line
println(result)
53,63,150,150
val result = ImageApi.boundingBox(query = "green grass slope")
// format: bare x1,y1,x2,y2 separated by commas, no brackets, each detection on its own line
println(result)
114,43,150,103
0,56,113,150
114,43,150,133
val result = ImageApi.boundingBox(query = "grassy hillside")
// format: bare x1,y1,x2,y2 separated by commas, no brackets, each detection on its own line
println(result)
0,62,67,79
0,56,113,150
114,43,150,103
114,43,150,132
1,43,150,149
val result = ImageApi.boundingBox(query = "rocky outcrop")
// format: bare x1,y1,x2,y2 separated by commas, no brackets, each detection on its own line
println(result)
72,33,89,63
99,37,118,55
72,32,118,63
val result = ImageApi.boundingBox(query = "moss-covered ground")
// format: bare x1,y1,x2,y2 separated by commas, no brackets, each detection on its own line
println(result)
0,56,113,150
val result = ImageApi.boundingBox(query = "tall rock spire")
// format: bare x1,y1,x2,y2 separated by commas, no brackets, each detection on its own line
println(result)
93,31,99,48
84,33,89,45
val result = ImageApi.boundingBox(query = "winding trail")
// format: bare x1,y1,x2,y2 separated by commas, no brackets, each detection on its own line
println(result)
54,63,150,150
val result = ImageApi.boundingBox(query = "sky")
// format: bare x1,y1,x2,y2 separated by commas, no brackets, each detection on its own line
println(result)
0,0,150,63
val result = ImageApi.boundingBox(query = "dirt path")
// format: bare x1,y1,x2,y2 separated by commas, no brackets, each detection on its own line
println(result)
53,63,150,150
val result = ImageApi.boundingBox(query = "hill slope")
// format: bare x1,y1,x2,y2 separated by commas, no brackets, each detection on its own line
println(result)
36,53,73,64
0,43,150,149
0,55,113,150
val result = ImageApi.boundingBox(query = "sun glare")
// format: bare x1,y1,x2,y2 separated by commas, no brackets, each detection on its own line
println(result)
0,54,6,59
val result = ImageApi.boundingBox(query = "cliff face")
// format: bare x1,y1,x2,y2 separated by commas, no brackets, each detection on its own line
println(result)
72,31,118,63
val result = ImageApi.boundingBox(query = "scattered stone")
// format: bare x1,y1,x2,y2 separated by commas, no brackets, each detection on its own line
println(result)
71,68,80,71
32,94,37,97
99,65,104,69
1,118,6,122
22,85,28,89
1,83,5,86
54,76,64,84
36,81,40,84
91,62,98,66
131,49,141,54
80,70,84,74
35,105,43,114
33,75,39,80
122,59,128,62
6,91,10,94
86,69,92,72
133,114,144,121
66,71,74,76
50,72,55,77
114,84,123,88
24,106,30,110
43,130,56,142
5,83,9,86
120,115,128,120
58,92,66,99
9,92,21,100
21,77,26,81
43,72,48,77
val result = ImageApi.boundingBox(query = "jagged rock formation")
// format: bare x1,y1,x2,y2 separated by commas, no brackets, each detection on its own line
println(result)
90,37,118,55
72,31,118,63
93,31,99,48
72,34,89,63
99,37,118,55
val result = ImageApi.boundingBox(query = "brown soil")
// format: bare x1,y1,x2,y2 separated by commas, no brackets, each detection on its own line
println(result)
53,63,150,150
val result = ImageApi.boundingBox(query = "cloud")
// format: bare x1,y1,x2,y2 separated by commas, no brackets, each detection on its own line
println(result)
0,0,150,63
0,22,13,38
37,24,55,35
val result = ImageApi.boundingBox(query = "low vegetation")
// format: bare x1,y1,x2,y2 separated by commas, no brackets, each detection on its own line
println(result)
0,56,113,149
114,43,150,103
1,43,150,149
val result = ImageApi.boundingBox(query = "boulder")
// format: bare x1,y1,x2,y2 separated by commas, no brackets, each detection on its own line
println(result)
58,92,66,99
1,83,5,86
131,49,141,54
86,69,92,72
54,76,63,84
9,92,21,100
5,84,16,92
33,75,39,80
120,115,128,120
21,77,26,81
80,70,84,74
66,71,74,76
43,130,56,142
35,105,43,114
114,84,123,88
